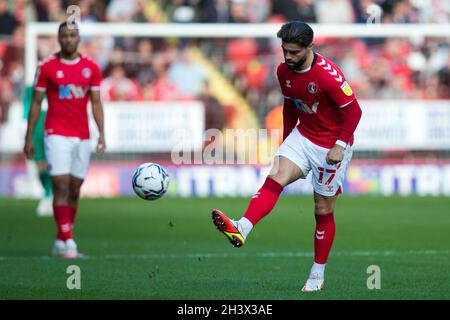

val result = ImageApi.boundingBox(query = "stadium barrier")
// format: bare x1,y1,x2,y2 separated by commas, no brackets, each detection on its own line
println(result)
2,160,450,198
2,100,449,153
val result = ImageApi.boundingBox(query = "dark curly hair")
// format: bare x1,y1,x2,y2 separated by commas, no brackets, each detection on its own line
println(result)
277,21,314,47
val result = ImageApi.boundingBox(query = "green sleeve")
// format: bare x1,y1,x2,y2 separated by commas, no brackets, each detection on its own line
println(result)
23,85,47,119
23,85,34,119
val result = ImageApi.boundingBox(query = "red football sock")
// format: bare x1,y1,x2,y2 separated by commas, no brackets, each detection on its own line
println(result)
53,205,72,241
69,207,78,224
314,211,336,264
243,177,283,225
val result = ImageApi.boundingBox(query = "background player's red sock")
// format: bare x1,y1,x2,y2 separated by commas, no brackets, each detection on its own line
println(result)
243,177,283,225
53,205,72,241
69,207,78,225
314,211,336,264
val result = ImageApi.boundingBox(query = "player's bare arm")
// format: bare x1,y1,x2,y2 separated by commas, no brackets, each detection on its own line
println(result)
24,90,45,160
90,90,106,155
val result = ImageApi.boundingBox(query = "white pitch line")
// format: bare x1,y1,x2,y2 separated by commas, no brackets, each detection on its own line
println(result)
0,249,449,261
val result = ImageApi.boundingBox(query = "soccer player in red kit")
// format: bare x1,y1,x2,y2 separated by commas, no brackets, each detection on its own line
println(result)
24,21,105,259
212,21,362,291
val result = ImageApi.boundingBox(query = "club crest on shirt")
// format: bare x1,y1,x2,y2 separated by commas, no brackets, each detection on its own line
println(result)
340,81,353,96
56,70,64,78
285,80,291,88
307,82,317,94
82,67,92,79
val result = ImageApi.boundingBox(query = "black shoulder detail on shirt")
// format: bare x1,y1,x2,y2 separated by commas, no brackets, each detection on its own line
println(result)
312,52,318,67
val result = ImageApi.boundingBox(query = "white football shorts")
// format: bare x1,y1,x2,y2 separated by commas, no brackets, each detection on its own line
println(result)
44,134,91,179
275,128,353,196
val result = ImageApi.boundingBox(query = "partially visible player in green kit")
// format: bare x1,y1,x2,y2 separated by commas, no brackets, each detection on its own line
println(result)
23,85,53,216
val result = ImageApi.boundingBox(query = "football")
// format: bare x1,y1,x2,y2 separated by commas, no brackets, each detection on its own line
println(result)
132,162,170,200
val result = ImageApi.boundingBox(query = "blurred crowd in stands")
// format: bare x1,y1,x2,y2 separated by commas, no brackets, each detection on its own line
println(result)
0,0,449,128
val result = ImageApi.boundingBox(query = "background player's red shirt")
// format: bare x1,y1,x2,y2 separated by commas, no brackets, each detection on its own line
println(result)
277,52,356,149
34,53,102,139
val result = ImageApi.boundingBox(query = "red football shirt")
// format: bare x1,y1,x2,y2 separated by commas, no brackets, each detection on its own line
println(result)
277,52,356,149
34,53,102,139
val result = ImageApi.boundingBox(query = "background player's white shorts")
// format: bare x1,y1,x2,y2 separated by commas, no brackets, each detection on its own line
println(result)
275,128,353,196
44,135,91,179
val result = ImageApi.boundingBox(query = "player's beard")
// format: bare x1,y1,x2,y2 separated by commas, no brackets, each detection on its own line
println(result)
61,45,78,57
59,39,79,58
286,53,309,71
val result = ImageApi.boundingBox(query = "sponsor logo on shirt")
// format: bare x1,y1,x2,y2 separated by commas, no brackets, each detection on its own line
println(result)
59,84,89,99
340,81,353,96
287,97,319,114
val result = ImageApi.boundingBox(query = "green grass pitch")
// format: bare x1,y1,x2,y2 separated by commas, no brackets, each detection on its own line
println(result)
0,195,449,300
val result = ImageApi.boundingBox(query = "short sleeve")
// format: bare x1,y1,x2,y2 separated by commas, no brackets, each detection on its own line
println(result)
322,72,355,109
33,66,48,92
90,63,102,91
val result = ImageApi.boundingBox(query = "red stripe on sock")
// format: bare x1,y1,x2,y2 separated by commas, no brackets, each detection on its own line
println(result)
243,177,283,225
314,211,336,264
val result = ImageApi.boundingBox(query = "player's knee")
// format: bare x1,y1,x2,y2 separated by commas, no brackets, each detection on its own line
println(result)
53,181,69,197
314,201,333,215
269,164,303,187
69,187,81,201
268,170,291,187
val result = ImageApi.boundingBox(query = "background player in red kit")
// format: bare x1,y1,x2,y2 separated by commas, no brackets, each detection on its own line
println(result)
212,21,362,292
24,21,105,259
